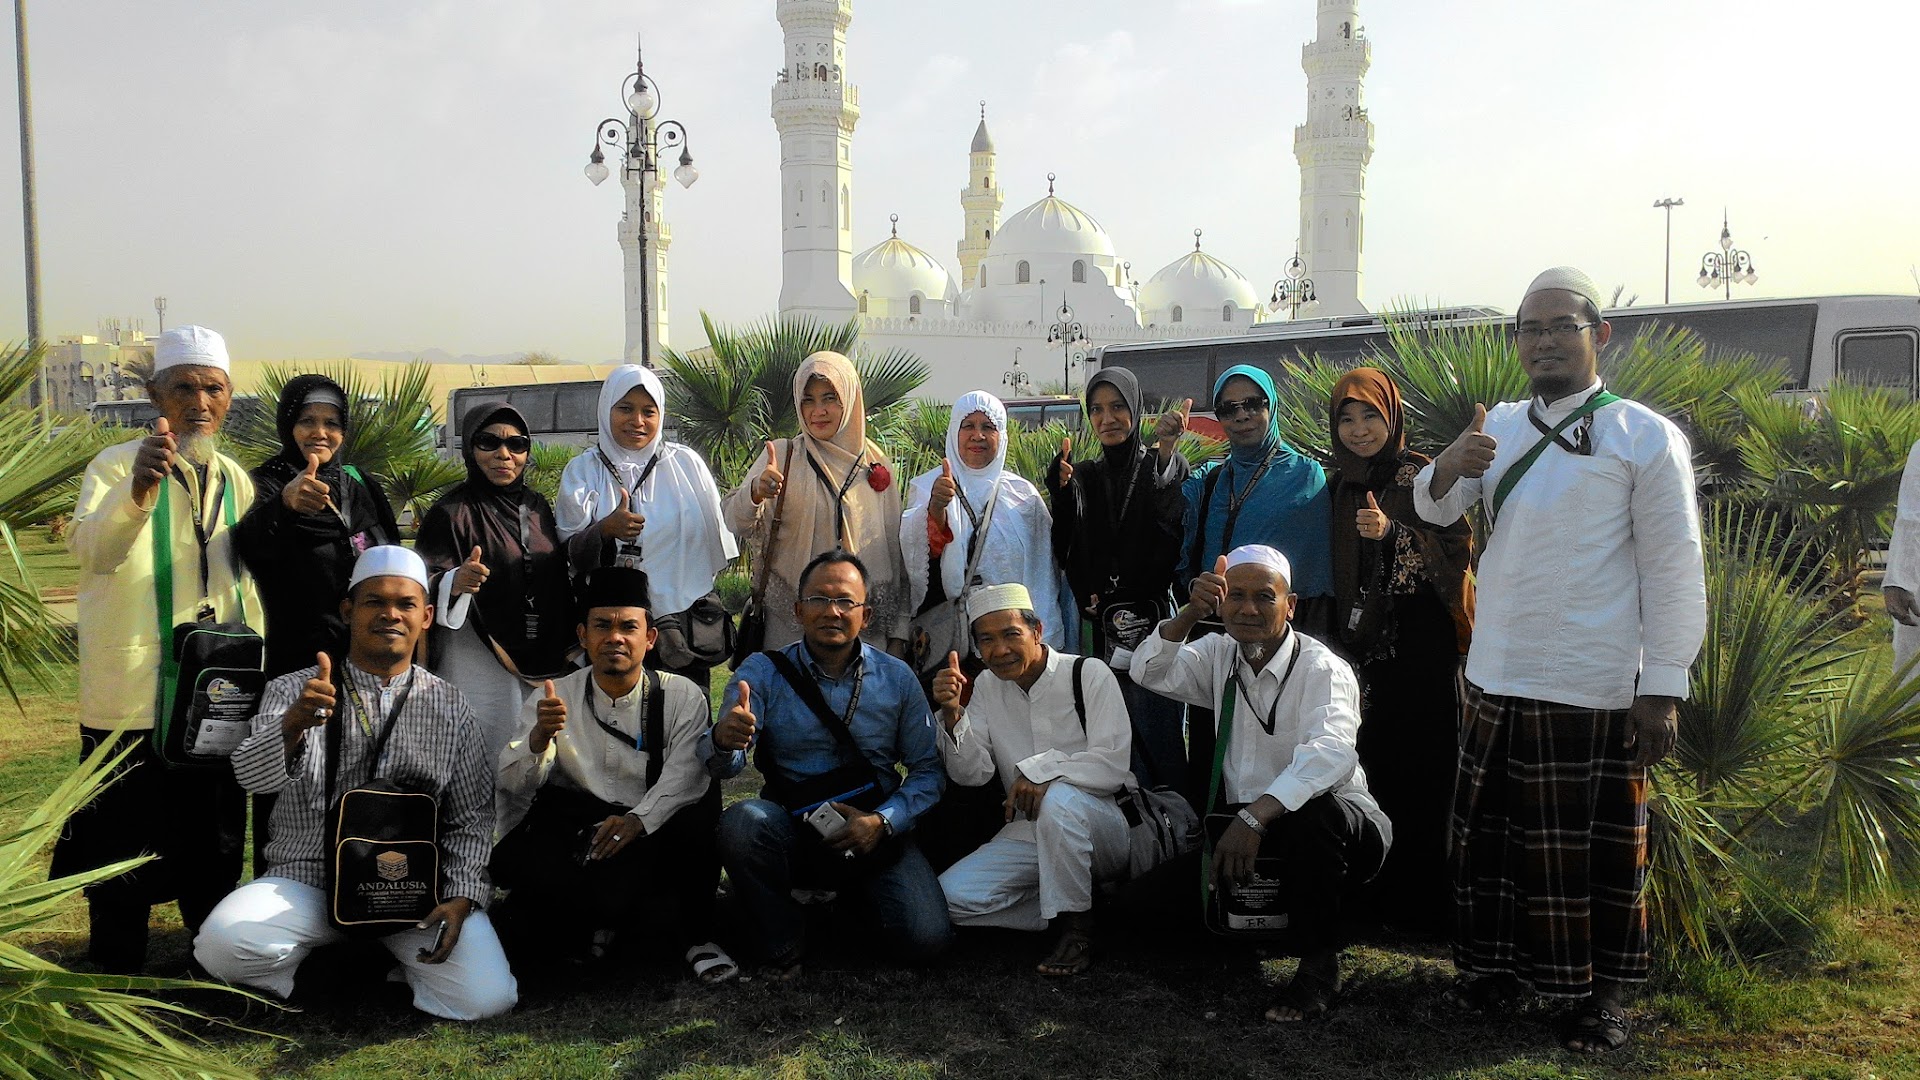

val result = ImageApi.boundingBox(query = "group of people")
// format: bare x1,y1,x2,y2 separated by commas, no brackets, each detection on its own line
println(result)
53,264,1706,1054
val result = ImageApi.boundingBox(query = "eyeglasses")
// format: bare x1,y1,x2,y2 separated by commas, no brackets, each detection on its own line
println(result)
1214,396,1270,419
1514,323,1597,345
471,432,532,453
800,595,868,614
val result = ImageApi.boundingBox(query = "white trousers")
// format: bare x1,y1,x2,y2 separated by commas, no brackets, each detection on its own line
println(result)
192,877,518,1021
939,782,1131,931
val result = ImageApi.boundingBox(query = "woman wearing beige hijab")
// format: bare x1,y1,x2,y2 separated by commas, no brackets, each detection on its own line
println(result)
725,351,910,654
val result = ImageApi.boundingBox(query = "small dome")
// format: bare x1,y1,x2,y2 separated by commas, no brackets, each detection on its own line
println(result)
987,191,1116,260
853,223,956,310
1139,235,1261,320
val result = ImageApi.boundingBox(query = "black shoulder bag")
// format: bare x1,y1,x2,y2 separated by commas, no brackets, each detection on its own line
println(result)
323,670,440,936
1062,657,1199,879
757,649,890,817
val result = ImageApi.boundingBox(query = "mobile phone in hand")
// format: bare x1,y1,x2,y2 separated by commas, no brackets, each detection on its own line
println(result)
805,802,850,841
418,919,448,961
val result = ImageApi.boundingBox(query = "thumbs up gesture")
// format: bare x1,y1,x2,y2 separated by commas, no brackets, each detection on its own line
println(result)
1155,398,1192,460
752,441,785,504
931,650,969,727
597,486,646,543
451,546,490,596
530,679,567,753
131,416,177,505
929,458,959,516
1049,436,1075,492
1435,403,1498,494
282,452,334,515
1190,554,1229,616
715,681,758,751
286,651,338,743
1356,490,1390,541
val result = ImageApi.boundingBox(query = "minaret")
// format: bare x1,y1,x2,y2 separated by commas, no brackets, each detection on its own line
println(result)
618,115,671,361
773,0,860,321
1294,0,1374,316
957,101,1002,291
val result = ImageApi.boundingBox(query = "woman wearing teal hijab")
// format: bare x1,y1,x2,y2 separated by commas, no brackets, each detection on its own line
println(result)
1177,364,1331,599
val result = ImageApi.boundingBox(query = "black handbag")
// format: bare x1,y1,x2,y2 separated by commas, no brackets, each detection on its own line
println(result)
149,467,266,767
731,441,795,670
322,672,440,936
1061,656,1200,878
654,592,735,670
756,650,890,817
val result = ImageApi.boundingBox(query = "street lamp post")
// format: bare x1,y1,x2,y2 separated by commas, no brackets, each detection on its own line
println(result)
584,37,699,368
1002,346,1031,398
1697,209,1757,300
1652,197,1683,303
1047,302,1089,392
1270,250,1316,321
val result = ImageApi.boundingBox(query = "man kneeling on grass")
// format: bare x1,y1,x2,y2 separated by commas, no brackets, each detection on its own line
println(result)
932,583,1133,976
490,565,737,983
194,546,515,1021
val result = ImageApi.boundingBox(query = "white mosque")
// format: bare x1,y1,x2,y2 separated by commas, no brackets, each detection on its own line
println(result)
624,0,1377,403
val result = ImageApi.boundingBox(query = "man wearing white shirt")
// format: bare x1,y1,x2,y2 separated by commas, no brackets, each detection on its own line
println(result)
933,583,1134,977
491,566,736,983
1413,266,1706,1054
1131,545,1390,1023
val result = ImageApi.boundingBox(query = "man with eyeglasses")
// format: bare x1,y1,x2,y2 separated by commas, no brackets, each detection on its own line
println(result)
1414,266,1705,1054
705,549,951,979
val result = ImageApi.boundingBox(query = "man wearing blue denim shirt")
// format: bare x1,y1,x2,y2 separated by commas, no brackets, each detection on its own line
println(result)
705,550,950,978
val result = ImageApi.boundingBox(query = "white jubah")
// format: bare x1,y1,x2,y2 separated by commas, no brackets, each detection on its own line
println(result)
937,648,1134,929
1887,439,1920,673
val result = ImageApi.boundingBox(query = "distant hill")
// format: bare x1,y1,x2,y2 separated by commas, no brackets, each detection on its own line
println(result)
350,348,615,366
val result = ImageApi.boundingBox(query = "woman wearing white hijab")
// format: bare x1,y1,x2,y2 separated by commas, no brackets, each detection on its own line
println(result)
902,390,1070,652
556,365,738,690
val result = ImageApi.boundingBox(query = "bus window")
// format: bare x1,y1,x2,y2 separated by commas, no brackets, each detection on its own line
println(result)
1607,304,1818,388
1837,331,1918,392
556,385,601,431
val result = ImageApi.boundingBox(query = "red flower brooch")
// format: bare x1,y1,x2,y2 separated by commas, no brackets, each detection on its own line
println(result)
867,462,892,492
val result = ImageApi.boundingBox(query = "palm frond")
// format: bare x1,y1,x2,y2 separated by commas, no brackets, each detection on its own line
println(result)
1799,649,1920,902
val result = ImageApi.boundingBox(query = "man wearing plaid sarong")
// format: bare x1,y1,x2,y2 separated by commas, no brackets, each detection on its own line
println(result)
1413,267,1706,1054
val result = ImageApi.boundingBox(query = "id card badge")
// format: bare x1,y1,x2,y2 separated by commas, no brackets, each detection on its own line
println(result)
613,542,642,571
196,603,217,624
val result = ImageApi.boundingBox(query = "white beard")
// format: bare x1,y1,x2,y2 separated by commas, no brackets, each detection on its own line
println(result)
175,431,217,467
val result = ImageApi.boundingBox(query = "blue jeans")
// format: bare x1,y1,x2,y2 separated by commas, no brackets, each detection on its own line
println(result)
717,798,953,967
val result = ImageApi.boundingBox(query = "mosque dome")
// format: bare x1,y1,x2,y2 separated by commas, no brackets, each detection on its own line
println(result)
1139,231,1262,326
986,188,1116,260
853,217,957,317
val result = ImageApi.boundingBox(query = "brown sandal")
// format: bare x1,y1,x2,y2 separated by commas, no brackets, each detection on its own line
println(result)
1036,931,1093,977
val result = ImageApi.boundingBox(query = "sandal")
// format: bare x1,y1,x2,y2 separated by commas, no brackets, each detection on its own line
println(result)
1036,930,1094,977
758,954,804,984
1264,965,1340,1023
685,942,739,985
1441,972,1522,1014
1558,1003,1631,1054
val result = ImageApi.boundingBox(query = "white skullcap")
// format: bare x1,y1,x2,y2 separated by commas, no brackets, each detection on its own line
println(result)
1522,266,1603,314
1224,544,1292,587
347,545,430,595
152,325,230,374
967,583,1033,625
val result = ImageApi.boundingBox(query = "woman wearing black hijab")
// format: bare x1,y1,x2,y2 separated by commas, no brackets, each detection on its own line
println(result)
1047,366,1191,795
236,373,400,676
416,402,578,758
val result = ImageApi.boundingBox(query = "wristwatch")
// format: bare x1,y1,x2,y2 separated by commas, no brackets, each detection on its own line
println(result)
877,814,896,839
1236,807,1269,837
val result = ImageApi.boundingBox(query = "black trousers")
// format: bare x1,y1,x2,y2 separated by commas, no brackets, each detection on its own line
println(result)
1186,792,1387,957
491,779,722,959
50,727,245,973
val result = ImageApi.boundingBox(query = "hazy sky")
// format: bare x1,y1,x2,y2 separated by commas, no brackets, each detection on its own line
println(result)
0,0,1914,362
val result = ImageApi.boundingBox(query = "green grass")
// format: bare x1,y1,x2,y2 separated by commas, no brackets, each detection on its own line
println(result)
0,522,81,597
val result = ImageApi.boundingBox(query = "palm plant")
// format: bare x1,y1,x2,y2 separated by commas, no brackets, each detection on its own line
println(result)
1,742,260,1078
0,344,120,706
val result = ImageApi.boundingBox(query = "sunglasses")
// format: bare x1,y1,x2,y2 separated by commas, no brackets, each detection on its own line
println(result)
1214,396,1270,419
472,432,532,454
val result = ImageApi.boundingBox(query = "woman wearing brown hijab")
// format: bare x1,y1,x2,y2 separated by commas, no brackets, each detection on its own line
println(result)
724,351,910,654
1327,367,1475,935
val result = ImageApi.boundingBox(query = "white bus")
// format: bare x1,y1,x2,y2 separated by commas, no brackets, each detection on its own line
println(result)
1094,295,1920,411
443,379,682,455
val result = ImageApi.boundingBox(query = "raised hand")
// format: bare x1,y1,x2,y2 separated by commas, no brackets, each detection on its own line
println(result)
714,681,757,752
929,458,958,516
598,486,646,543
284,652,337,749
530,678,567,753
131,416,176,506
931,650,968,727
752,441,785,504
1356,490,1390,541
1189,554,1228,616
283,452,333,515
1434,403,1498,494
1155,398,1192,459
1051,436,1074,491
451,546,489,596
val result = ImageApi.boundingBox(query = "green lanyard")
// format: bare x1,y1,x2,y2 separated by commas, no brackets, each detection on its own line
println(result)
151,465,245,639
1201,680,1239,914
1488,391,1621,525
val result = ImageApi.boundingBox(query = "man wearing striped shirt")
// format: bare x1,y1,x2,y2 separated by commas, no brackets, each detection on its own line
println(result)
194,546,516,1021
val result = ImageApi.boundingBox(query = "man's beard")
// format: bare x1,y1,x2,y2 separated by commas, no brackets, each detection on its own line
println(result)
175,431,217,467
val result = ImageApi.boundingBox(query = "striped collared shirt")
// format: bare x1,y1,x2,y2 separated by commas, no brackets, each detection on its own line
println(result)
231,661,495,905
